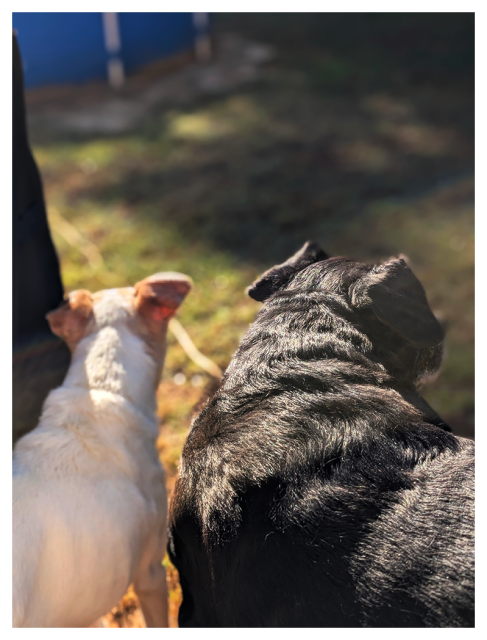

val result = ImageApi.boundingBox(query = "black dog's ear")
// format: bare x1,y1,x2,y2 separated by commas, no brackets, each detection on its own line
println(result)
247,241,328,302
350,256,444,348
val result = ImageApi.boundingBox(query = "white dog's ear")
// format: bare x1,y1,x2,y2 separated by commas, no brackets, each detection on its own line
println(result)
134,272,192,333
46,290,94,350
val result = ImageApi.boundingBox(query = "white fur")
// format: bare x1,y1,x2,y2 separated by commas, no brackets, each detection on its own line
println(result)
13,290,169,627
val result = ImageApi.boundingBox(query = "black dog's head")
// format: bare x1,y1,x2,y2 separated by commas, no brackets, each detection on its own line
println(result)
247,241,444,385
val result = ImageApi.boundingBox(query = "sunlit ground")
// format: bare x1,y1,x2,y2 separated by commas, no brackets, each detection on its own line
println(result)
27,14,474,626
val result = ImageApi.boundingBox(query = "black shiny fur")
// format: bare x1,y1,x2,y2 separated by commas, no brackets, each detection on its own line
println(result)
169,243,474,627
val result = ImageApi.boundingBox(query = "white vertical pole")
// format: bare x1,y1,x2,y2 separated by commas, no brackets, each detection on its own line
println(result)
102,12,125,88
193,13,212,63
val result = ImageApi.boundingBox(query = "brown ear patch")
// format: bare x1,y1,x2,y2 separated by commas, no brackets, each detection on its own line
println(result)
350,257,444,348
46,290,93,351
134,272,192,335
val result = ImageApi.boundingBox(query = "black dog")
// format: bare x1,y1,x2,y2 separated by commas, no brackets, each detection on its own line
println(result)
169,242,474,627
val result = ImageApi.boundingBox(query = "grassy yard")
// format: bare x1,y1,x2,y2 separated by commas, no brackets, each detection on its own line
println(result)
27,13,474,626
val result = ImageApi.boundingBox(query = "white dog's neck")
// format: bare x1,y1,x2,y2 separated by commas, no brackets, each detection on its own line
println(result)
64,324,161,421
14,323,163,480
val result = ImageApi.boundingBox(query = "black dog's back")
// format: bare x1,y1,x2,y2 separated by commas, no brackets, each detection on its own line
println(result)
169,243,474,627
353,437,474,627
173,482,361,627
171,434,474,627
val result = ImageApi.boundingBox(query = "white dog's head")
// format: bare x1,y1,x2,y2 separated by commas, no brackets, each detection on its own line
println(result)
46,273,192,406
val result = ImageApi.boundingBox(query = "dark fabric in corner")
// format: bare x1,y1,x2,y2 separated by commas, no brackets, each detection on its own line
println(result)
12,33,70,444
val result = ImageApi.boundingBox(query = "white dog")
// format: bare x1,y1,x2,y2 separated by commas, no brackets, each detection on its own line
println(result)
13,272,192,628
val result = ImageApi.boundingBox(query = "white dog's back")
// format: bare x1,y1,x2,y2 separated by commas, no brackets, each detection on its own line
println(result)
13,388,167,627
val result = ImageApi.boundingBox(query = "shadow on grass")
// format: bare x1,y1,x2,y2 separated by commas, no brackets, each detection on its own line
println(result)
31,14,474,266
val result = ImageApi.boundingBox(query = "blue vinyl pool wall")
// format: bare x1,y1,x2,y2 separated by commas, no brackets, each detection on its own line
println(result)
12,13,208,88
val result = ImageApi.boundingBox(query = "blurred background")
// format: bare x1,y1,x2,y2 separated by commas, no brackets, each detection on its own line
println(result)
14,12,474,626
